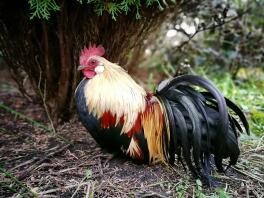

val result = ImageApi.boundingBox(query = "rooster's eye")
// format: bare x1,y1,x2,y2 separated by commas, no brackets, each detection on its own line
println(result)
91,60,96,64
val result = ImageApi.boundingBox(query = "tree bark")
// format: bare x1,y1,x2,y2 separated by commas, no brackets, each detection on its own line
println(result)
0,0,199,122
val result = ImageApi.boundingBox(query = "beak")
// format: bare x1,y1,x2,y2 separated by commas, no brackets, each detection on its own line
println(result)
77,65,86,70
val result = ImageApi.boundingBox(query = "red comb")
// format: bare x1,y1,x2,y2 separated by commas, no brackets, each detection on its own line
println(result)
80,45,105,65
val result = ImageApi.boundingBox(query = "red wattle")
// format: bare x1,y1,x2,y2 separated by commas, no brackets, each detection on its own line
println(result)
83,70,96,78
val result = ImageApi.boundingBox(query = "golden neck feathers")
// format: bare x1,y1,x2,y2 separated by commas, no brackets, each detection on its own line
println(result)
84,58,147,133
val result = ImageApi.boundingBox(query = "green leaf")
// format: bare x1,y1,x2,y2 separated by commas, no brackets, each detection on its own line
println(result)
196,179,202,187
85,169,93,179
216,188,231,198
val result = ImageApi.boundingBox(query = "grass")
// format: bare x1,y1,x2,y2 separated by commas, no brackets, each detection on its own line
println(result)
145,66,264,136
70,169,94,198
173,177,232,198
0,167,37,197
197,67,264,137
0,103,73,145
0,103,52,132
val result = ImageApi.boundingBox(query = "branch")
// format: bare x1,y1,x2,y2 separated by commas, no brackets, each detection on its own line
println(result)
171,9,250,53
36,58,57,134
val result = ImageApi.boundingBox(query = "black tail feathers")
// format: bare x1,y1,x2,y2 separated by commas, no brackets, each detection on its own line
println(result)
156,75,249,185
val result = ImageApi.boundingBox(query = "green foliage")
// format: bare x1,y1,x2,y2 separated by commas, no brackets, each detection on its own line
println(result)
196,67,264,137
174,178,232,197
175,179,189,198
85,169,93,179
215,189,230,198
195,179,206,198
209,188,231,198
28,0,60,20
147,72,155,91
190,0,263,76
251,109,264,136
28,0,172,20
145,0,263,78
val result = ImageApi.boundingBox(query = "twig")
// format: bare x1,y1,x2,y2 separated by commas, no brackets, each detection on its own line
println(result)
34,163,62,170
38,182,92,195
106,180,130,197
215,174,248,183
58,167,77,173
10,157,39,171
142,191,168,198
70,180,86,198
71,176,91,198
231,166,264,184
171,9,249,53
41,195,58,198
130,180,170,189
37,65,56,134
98,159,103,176
246,182,249,198
224,183,228,192
18,144,70,180
85,182,91,198
251,189,263,198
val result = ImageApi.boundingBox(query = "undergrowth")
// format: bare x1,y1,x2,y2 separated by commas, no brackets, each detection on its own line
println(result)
196,67,264,137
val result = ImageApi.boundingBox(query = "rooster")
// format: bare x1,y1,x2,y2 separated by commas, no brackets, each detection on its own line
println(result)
75,45,249,185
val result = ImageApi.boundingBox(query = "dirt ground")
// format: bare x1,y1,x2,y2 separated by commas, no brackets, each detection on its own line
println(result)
0,74,263,197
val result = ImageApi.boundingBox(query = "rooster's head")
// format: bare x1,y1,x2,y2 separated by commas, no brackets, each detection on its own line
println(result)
78,45,106,79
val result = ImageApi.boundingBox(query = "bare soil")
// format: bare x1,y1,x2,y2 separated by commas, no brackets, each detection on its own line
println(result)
0,76,263,197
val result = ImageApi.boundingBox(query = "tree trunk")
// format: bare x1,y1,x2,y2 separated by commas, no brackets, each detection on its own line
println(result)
0,0,198,122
